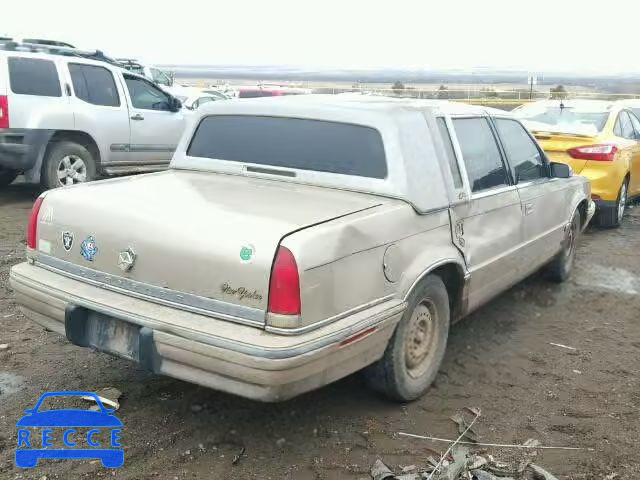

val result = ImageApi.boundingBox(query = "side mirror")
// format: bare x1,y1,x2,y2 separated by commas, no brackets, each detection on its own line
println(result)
168,97,182,112
550,162,571,179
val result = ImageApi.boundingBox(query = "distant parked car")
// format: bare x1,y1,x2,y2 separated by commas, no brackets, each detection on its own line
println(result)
11,97,594,402
180,93,228,110
237,86,311,98
201,89,233,100
514,100,640,227
0,44,187,189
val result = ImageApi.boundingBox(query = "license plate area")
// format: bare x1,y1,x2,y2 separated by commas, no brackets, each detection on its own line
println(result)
65,306,140,361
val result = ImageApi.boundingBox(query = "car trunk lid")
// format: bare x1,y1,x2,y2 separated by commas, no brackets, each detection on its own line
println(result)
530,131,600,174
35,170,383,322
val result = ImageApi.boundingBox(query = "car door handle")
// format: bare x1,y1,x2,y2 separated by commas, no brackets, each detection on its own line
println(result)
130,114,144,121
524,203,534,215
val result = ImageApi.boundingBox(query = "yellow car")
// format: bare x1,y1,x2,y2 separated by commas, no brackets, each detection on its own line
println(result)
513,100,640,227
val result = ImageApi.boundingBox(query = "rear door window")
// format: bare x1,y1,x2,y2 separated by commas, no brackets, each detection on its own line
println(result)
628,111,640,138
8,57,61,97
618,111,635,139
69,64,120,107
452,117,509,192
188,115,388,179
494,119,546,183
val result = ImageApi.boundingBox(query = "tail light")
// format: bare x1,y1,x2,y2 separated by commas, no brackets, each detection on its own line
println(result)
267,246,301,328
26,197,45,250
567,144,617,162
0,95,8,129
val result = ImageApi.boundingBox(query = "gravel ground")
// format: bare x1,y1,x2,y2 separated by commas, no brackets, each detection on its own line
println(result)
1,182,639,480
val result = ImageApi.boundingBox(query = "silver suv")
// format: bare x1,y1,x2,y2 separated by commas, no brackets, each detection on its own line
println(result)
0,44,187,189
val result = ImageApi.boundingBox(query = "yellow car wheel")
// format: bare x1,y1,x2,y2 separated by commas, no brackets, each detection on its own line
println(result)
599,178,629,228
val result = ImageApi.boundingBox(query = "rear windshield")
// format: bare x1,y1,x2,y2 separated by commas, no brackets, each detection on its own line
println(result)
514,104,609,135
187,115,388,178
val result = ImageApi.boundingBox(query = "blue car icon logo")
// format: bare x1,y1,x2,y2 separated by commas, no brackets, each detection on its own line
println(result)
16,391,123,468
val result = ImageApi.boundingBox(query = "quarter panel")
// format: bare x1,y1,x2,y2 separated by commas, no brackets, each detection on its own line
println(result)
284,203,457,326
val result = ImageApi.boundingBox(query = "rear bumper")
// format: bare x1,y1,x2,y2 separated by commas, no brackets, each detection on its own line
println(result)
9,262,404,401
0,128,54,180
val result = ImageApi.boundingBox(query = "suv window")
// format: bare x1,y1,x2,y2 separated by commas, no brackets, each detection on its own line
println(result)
69,64,120,107
188,115,388,179
124,75,171,110
619,111,636,139
8,57,61,97
436,118,463,188
494,119,546,182
452,117,508,192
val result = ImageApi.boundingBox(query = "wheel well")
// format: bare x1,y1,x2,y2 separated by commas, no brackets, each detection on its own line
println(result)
577,199,588,229
430,263,465,322
45,130,101,170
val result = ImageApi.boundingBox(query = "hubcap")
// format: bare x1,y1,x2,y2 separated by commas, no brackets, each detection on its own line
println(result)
56,155,87,187
564,218,577,260
618,182,627,221
405,300,437,378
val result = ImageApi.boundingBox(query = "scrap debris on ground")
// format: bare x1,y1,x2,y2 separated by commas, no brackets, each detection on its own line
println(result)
371,408,570,480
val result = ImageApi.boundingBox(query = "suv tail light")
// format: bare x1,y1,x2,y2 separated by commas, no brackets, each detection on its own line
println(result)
567,144,617,162
27,197,45,250
267,246,301,328
0,95,8,129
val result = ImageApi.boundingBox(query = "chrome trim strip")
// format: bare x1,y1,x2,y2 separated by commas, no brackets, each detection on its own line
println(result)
35,254,265,327
470,184,518,200
110,144,175,153
266,295,397,335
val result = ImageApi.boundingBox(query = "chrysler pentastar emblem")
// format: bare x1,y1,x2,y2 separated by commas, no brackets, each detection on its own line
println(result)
117,248,136,272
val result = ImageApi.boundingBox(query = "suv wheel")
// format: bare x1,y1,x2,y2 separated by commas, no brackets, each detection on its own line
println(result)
599,178,628,228
42,141,96,189
363,274,450,401
0,167,19,187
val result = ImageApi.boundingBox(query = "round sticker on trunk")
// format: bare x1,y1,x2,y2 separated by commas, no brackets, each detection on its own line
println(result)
239,245,255,263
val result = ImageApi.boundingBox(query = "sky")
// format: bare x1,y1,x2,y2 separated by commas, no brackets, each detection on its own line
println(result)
4,0,640,73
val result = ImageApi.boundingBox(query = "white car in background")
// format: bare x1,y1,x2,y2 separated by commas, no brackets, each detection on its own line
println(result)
173,87,231,110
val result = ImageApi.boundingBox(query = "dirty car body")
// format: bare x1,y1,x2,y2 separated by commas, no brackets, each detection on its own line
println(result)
9,96,595,401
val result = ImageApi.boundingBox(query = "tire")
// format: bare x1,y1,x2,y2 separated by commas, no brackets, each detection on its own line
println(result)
598,178,628,228
42,141,96,190
363,274,450,402
0,167,18,187
546,209,580,283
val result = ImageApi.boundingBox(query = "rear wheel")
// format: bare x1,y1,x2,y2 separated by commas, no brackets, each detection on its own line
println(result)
546,209,580,282
42,141,96,189
0,167,18,187
363,275,450,402
599,178,628,228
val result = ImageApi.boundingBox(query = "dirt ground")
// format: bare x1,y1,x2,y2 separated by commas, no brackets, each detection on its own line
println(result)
1,182,639,480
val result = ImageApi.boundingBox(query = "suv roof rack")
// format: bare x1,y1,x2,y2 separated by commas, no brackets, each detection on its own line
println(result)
116,58,145,72
23,38,76,48
0,40,121,67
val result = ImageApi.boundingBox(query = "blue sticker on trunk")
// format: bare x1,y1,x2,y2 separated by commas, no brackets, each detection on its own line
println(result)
80,236,98,262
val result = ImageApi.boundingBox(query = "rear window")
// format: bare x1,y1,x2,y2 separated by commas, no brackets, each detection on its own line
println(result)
513,104,609,135
8,57,61,97
187,115,388,179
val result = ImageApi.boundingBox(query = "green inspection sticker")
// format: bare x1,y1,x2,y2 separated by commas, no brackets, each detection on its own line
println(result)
239,245,255,263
